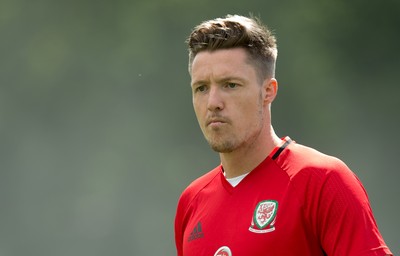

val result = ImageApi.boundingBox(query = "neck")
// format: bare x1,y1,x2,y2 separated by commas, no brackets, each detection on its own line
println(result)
220,125,281,179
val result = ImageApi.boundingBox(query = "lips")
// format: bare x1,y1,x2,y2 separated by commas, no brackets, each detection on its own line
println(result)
206,117,228,126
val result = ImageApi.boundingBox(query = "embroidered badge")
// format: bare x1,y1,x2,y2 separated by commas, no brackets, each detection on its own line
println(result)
214,246,232,256
249,200,278,233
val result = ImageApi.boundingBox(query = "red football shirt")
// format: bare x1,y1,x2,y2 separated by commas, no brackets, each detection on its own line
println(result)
175,137,392,255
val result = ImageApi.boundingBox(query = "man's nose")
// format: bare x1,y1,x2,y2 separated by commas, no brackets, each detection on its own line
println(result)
207,86,224,111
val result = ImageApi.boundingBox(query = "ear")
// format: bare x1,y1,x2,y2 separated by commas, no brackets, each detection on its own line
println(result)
262,78,278,105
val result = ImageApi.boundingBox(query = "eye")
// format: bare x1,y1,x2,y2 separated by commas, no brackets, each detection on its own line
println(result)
226,82,238,89
195,85,207,93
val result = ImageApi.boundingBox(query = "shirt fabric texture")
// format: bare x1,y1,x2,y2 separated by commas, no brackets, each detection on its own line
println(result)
174,137,392,256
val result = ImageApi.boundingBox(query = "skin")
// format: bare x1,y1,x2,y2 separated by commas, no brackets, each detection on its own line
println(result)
190,48,281,178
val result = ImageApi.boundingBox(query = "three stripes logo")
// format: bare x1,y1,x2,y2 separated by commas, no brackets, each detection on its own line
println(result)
188,221,204,242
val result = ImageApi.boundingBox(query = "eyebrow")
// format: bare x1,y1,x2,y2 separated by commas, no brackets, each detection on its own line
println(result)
191,76,247,87
191,79,208,87
217,76,247,84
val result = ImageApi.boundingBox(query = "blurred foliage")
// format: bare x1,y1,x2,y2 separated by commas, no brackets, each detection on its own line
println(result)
0,0,398,255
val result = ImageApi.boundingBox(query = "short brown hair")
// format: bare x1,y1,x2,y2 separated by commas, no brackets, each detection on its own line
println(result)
187,15,278,80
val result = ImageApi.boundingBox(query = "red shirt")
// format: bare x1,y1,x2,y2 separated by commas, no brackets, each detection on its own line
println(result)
175,138,392,255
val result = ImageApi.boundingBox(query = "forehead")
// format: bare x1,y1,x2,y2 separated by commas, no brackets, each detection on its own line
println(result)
191,48,258,83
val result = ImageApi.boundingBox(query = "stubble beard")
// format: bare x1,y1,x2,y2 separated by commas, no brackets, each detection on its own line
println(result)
207,133,236,153
206,120,264,153
204,92,265,153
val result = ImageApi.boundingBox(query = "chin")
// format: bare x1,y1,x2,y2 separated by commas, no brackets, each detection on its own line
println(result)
209,141,236,153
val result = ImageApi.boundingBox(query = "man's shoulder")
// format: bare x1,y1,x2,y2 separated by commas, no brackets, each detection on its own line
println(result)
177,166,221,206
279,141,350,177
289,142,342,162
186,166,221,192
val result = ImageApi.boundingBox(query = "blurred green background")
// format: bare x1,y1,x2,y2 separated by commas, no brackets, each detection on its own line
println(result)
0,0,399,255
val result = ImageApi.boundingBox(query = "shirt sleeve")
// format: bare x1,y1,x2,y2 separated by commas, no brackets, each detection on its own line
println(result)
174,192,187,256
313,160,392,256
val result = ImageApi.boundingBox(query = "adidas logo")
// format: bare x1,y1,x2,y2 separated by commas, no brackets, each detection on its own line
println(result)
188,221,204,242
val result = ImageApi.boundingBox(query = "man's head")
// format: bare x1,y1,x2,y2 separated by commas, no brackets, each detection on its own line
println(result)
187,15,278,82
188,15,279,154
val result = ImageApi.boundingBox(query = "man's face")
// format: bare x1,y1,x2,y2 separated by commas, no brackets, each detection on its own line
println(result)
190,48,268,153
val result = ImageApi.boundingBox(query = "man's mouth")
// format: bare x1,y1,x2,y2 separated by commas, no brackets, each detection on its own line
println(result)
206,117,228,127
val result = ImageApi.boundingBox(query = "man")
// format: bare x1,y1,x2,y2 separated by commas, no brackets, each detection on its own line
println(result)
174,15,392,256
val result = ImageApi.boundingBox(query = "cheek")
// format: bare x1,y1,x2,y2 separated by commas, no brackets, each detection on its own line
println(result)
236,100,263,124
238,97,259,114
193,102,205,121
